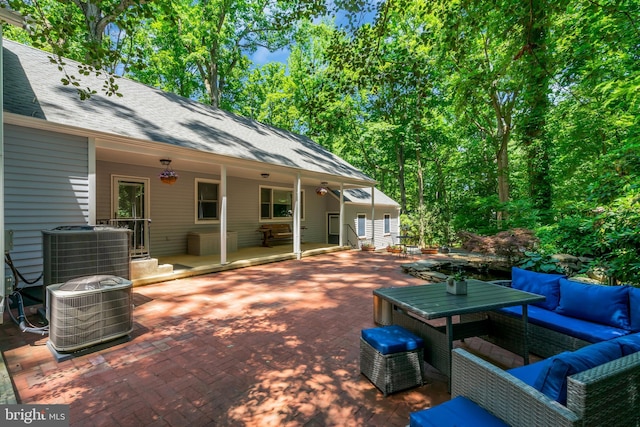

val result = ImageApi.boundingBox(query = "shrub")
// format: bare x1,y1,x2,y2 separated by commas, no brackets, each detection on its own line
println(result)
457,228,539,262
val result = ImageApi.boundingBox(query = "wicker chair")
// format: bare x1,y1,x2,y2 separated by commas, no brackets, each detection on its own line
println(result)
444,348,640,427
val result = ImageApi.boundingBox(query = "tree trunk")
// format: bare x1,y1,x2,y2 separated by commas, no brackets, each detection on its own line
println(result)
520,0,552,218
490,88,512,227
416,148,425,247
433,157,450,244
496,132,510,226
397,142,407,213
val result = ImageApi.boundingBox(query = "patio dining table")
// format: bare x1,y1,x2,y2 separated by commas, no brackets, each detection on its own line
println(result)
373,279,545,388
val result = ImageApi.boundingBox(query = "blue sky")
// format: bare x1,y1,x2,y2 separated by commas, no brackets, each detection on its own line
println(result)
251,47,291,66
249,5,378,68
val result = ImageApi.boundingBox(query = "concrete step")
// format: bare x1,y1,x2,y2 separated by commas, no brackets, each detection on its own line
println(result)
131,258,173,279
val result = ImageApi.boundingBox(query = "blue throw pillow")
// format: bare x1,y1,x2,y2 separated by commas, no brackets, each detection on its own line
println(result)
555,279,630,329
511,267,565,310
628,287,640,331
533,340,622,404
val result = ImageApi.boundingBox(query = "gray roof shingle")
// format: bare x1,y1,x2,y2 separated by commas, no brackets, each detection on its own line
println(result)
2,39,374,184
334,188,399,206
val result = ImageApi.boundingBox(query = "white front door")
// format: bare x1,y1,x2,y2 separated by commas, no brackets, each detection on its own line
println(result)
112,176,150,258
328,213,340,244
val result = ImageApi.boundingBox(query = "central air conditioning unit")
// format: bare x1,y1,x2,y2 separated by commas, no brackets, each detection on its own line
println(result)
42,225,132,286
46,275,134,353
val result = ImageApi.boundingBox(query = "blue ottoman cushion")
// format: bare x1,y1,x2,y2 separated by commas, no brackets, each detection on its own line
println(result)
361,325,424,355
410,396,509,427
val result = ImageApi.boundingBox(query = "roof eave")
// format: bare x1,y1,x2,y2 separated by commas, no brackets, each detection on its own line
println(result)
4,112,378,188
0,8,25,27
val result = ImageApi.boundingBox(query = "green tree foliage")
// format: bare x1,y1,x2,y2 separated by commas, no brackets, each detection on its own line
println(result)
231,62,297,129
124,0,314,107
7,0,153,98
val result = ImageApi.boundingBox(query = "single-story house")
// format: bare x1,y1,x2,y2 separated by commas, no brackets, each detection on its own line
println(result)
0,35,401,302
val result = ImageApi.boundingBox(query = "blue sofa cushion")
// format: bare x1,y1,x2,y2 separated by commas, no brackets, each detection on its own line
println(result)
614,333,640,355
511,267,565,310
555,279,630,329
361,325,424,355
533,340,623,404
409,396,509,427
628,287,640,331
498,306,630,343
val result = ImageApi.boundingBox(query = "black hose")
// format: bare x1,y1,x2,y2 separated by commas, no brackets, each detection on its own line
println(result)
5,252,45,303
5,252,43,286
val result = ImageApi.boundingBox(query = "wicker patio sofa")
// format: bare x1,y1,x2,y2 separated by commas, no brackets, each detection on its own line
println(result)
410,335,640,427
461,267,640,358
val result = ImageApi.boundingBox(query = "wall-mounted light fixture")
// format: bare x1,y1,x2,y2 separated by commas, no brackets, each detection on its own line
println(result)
159,158,178,184
316,182,329,196
261,173,270,179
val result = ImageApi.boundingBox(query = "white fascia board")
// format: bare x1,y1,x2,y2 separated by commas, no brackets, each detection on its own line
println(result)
0,8,25,27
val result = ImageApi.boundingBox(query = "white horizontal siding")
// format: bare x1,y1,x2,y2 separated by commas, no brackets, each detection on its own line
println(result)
343,204,396,248
4,125,89,285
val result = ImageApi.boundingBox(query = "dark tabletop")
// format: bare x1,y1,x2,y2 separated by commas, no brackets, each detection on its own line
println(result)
373,279,545,319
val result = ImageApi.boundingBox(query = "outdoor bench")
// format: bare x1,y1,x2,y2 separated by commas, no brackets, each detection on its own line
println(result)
462,267,640,358
410,333,640,427
257,223,293,247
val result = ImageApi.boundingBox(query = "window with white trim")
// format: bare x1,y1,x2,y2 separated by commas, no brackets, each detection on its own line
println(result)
195,179,219,222
357,213,366,237
260,186,304,220
384,214,391,235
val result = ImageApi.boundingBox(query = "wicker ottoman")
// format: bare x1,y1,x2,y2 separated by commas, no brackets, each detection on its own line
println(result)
360,325,425,396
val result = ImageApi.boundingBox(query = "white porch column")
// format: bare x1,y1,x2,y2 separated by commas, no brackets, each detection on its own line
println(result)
88,137,96,225
339,182,345,247
293,173,301,259
220,165,228,264
370,185,375,246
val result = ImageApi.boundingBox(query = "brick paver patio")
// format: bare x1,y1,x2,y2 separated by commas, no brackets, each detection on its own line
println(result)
0,250,525,426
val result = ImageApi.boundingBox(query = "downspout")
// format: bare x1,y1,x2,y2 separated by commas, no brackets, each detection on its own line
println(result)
220,165,227,264
293,173,301,259
0,26,5,325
